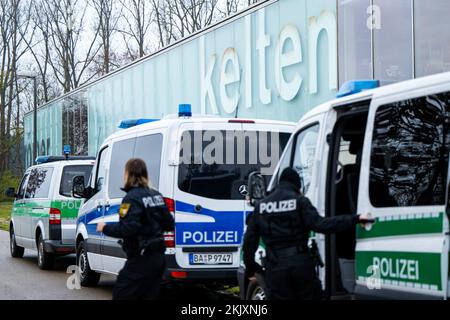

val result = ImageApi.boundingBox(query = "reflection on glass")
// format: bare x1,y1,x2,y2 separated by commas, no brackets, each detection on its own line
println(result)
370,92,450,207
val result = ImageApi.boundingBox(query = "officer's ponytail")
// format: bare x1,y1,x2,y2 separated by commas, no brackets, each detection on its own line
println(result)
124,158,151,190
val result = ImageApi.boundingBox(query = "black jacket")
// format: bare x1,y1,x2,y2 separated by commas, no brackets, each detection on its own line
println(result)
243,182,359,276
103,186,175,258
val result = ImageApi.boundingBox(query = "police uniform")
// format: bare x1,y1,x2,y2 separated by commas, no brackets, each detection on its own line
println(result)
243,168,360,300
103,186,175,300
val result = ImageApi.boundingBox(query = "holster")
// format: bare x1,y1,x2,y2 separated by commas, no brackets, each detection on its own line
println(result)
138,237,165,255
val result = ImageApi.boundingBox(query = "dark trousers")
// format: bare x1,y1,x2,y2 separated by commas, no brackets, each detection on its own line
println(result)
265,253,323,300
113,251,165,300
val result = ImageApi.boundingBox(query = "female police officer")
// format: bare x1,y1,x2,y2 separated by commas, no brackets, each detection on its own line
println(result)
243,168,371,300
97,158,174,300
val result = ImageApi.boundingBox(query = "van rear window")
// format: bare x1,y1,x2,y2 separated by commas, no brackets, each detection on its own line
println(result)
178,130,290,200
60,165,93,197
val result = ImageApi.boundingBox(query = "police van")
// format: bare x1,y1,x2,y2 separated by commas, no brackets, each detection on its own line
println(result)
241,72,450,300
6,155,95,270
73,104,295,286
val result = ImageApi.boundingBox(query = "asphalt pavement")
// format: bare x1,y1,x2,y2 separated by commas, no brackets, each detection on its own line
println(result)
0,230,239,300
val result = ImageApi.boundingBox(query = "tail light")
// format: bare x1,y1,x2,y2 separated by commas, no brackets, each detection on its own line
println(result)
49,208,61,225
171,271,187,279
164,198,175,213
163,198,175,248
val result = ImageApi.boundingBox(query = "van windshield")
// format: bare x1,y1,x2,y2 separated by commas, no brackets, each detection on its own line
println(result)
60,165,93,197
178,130,291,200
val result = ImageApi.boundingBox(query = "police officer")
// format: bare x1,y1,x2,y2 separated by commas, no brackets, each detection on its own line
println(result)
243,168,370,300
96,158,174,300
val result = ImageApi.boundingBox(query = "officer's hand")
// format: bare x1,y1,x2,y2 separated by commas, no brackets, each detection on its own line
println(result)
97,221,106,233
358,213,374,229
248,274,257,282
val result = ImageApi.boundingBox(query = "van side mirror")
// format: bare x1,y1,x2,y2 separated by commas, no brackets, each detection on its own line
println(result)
5,187,16,198
247,171,267,207
72,176,87,199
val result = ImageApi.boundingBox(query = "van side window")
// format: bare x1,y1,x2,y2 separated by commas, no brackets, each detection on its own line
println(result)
17,173,30,199
26,168,54,199
108,138,136,199
370,92,450,207
292,124,320,194
96,147,110,194
134,134,163,189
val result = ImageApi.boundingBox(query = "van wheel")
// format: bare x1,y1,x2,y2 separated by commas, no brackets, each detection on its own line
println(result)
77,240,100,287
246,278,267,300
37,233,54,270
10,226,24,258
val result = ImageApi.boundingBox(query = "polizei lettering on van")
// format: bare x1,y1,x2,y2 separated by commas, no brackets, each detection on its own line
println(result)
183,231,239,244
260,199,296,214
373,257,420,281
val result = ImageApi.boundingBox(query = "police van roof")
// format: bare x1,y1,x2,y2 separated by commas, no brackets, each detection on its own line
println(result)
109,115,296,142
35,156,96,165
299,71,450,124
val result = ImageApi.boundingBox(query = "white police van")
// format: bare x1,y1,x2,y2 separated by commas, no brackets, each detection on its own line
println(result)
6,154,94,270
74,104,295,286
241,72,450,300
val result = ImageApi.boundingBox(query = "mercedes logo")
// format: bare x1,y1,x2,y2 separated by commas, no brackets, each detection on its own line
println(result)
239,185,249,196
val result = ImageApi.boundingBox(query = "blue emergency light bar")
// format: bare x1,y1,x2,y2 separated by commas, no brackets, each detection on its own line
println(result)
336,80,380,98
118,119,159,129
35,156,96,165
179,104,192,117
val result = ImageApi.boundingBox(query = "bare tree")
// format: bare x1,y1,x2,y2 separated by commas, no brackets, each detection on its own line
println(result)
42,0,101,93
92,0,121,75
0,0,33,173
118,0,154,59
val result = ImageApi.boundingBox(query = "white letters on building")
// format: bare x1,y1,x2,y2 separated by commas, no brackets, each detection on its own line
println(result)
275,24,303,101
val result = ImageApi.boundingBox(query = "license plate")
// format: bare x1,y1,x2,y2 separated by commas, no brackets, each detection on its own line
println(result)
189,253,233,265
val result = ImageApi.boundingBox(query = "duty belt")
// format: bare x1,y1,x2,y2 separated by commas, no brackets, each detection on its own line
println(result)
272,245,308,257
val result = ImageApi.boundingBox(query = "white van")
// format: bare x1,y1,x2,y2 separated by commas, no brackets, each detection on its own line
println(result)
74,105,295,286
7,156,94,270
241,72,450,300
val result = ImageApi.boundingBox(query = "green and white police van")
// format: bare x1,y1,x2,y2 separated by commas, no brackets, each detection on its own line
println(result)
241,72,450,300
6,156,95,270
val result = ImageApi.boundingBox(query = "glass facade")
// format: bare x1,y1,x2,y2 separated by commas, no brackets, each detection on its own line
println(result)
373,0,413,84
414,0,450,77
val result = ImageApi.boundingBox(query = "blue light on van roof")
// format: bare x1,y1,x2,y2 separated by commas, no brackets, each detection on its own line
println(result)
336,80,380,98
35,156,50,165
63,145,71,155
179,104,192,117
118,119,159,129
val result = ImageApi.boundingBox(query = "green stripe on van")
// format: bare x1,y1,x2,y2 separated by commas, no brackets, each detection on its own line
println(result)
51,200,83,218
356,212,444,240
356,251,442,291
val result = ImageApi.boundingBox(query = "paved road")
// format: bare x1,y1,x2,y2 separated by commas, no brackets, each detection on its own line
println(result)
0,230,115,300
0,231,239,300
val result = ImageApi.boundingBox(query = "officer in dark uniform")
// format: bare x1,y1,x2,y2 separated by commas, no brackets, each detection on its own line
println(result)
243,168,370,300
97,158,174,300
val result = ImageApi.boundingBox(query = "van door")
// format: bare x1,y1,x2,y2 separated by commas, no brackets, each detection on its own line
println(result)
102,137,136,274
355,90,450,299
13,172,30,245
28,166,54,247
84,145,111,272
174,122,246,271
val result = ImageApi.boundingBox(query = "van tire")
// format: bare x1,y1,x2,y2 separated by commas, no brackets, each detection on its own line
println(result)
246,278,267,300
37,233,54,270
10,226,24,258
77,240,100,287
